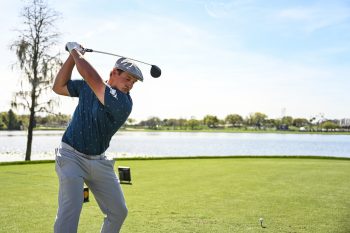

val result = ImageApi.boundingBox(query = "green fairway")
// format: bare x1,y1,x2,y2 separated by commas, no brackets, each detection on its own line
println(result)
0,157,349,233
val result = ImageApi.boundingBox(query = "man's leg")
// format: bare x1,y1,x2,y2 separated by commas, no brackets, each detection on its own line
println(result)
54,148,85,233
86,159,128,233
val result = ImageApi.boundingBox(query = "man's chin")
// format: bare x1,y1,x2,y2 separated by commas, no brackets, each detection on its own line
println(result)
121,88,129,94
114,86,128,94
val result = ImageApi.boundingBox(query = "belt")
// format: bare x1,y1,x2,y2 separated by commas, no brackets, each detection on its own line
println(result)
59,142,106,160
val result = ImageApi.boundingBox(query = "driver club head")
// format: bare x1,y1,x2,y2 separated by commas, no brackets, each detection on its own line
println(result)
150,65,161,78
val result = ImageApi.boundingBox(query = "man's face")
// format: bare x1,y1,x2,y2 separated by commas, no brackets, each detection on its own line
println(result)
109,69,138,93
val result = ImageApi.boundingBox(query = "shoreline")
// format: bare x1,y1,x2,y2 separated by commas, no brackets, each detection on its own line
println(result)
1,128,350,135
1,154,350,165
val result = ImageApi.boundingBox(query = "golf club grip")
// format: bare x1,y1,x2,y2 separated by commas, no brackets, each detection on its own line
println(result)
65,46,91,52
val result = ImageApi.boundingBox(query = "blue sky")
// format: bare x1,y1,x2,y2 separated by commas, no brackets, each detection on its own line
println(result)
0,0,349,121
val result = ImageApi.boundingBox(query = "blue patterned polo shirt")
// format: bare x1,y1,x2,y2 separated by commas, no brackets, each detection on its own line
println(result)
62,79,132,155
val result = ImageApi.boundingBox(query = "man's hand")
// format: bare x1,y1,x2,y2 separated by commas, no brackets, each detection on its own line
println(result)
65,42,85,54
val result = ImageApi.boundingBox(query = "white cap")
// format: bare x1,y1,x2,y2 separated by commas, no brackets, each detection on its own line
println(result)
114,57,144,82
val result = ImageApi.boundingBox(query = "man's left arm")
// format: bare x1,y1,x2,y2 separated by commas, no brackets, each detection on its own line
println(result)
53,54,75,96
66,42,106,104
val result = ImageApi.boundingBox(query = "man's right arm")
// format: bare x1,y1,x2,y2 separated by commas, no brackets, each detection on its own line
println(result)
52,55,75,96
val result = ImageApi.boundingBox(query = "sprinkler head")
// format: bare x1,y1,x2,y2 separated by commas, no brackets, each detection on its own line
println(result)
259,218,264,227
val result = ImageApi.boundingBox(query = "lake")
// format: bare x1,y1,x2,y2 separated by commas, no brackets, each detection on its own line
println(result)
0,130,349,162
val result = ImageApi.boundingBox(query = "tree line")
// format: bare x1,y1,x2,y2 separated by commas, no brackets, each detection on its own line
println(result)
0,109,70,130
137,113,346,131
1,109,347,132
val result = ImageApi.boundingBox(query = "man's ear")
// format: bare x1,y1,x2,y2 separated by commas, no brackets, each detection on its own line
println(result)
110,68,117,78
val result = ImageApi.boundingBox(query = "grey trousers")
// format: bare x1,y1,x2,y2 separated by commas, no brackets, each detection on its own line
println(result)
54,143,128,233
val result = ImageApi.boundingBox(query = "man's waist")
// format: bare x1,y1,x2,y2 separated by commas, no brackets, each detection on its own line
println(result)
59,142,106,160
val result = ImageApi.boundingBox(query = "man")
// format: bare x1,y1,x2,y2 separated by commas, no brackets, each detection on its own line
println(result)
52,42,143,233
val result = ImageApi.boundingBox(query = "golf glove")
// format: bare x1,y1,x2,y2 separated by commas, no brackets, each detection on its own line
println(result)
65,42,84,54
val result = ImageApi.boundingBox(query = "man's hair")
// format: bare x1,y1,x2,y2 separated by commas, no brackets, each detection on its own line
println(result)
116,69,124,75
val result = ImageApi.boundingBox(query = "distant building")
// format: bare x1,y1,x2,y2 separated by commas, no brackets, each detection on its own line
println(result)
339,118,350,127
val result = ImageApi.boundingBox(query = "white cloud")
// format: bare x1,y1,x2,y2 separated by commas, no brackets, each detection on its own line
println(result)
204,0,255,19
276,4,350,33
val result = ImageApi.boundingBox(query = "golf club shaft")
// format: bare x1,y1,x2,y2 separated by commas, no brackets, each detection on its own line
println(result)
84,48,153,66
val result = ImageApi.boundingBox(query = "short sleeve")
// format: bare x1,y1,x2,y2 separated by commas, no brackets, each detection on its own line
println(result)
104,85,132,119
67,80,85,97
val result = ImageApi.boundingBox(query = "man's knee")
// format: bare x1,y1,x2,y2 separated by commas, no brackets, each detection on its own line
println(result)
109,204,128,223
121,205,128,220
116,204,128,221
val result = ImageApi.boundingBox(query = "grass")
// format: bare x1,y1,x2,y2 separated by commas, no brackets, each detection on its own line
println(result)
0,157,350,233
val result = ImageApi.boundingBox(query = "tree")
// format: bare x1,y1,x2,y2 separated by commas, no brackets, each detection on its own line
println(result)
10,0,61,161
293,118,309,127
1,112,9,129
162,118,188,130
203,115,219,128
140,117,162,129
225,114,243,127
127,118,136,125
162,118,176,129
264,118,276,128
177,118,188,129
0,113,6,130
321,121,339,131
248,112,268,128
186,119,201,130
7,109,21,130
281,116,293,126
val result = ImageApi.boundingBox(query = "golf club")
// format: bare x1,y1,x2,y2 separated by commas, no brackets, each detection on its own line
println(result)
84,48,161,78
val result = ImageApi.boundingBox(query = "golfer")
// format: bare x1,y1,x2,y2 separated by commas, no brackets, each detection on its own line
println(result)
52,42,143,233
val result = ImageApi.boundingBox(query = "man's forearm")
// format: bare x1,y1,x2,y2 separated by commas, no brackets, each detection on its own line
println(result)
70,50,106,104
52,55,75,96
